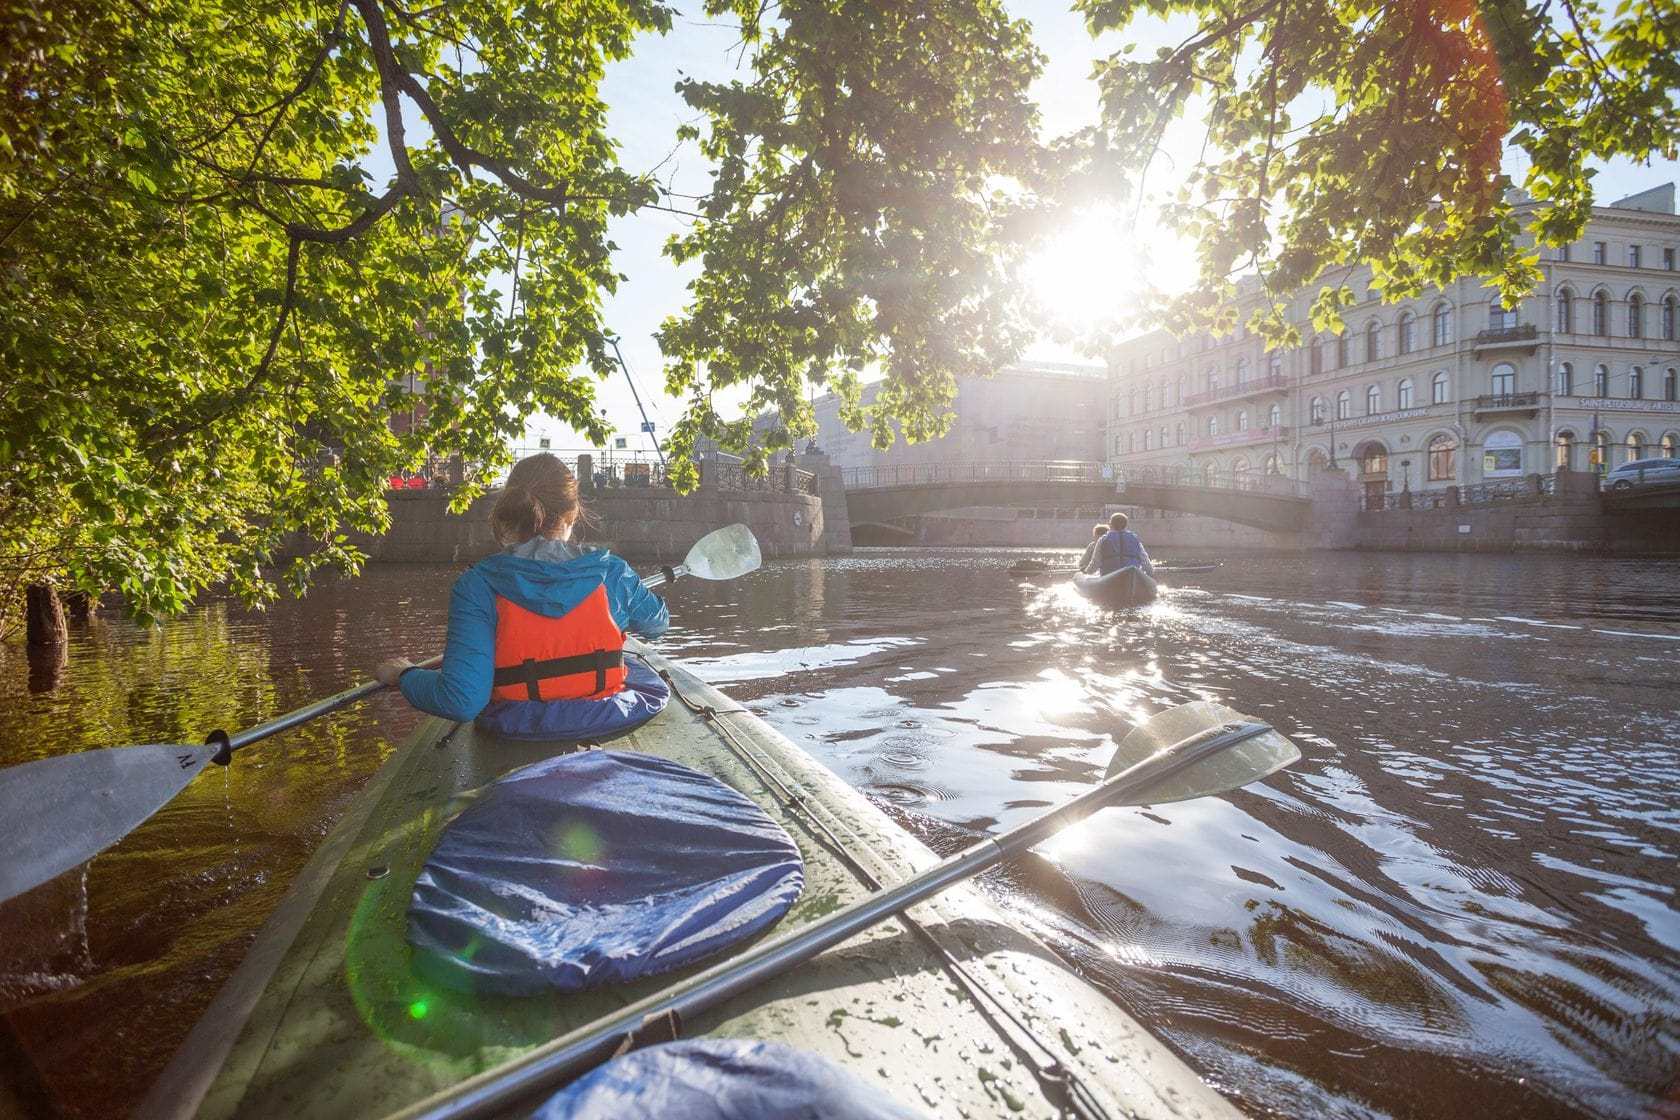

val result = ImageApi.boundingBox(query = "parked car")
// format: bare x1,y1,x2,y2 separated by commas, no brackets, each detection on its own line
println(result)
1603,456,1680,491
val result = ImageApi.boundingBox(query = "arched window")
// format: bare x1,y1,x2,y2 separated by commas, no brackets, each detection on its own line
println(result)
1127,432,1135,453
1143,428,1154,450
1336,389,1352,420
1365,384,1381,414
1366,321,1381,362
1593,290,1609,335
1207,368,1220,393
1431,371,1450,404
1310,337,1324,375
1177,375,1186,404
1127,388,1137,415
1159,426,1168,449
1629,293,1645,338
1555,431,1575,470
1557,362,1573,396
1360,444,1388,477
1489,298,1518,331
1398,312,1416,354
1267,353,1282,379
1235,409,1249,431
1594,364,1609,397
1263,454,1281,475
1266,403,1281,429
1397,378,1413,410
1336,333,1350,368
1309,396,1326,423
1231,457,1250,476
1626,431,1646,464
1662,433,1678,458
1175,422,1184,446
1592,430,1610,474
1432,303,1452,346
1664,296,1677,341
1666,369,1678,402
1630,367,1644,400
1308,447,1330,472
1207,416,1219,436
1490,363,1516,398
1555,289,1574,334
1142,383,1152,411
1428,434,1458,481
1235,357,1250,385
1483,431,1522,477
1202,461,1218,487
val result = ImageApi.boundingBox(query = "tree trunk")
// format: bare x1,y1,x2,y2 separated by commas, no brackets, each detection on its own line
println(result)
25,585,66,647
64,590,92,624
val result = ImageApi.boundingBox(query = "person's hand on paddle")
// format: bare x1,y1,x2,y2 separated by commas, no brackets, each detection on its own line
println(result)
374,658,415,687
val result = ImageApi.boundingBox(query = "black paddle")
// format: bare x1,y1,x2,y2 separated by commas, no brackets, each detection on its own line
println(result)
0,525,764,904
389,699,1302,1120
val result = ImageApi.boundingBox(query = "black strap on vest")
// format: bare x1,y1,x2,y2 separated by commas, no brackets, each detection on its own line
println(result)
493,649,623,700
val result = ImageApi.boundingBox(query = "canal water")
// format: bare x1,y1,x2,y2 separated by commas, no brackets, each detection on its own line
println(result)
0,550,1676,1119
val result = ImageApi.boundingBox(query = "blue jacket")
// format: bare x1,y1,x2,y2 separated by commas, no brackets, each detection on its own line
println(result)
1095,529,1152,577
400,541,669,722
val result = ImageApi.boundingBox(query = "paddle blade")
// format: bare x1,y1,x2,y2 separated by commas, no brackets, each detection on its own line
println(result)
1105,701,1300,805
683,524,761,581
0,743,221,903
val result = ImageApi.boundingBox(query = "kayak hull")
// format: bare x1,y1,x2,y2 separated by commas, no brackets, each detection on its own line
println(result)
137,646,1239,1120
1073,565,1159,608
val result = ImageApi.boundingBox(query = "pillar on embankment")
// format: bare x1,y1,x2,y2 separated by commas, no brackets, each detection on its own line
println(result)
1307,467,1362,549
797,450,852,554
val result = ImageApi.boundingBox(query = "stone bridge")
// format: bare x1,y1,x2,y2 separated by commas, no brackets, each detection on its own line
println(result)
1113,467,1315,532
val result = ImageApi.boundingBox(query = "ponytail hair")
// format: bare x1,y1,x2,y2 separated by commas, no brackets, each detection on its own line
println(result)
492,453,583,545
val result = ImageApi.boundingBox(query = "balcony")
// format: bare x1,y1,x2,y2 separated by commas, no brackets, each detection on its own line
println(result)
1472,391,1543,418
1471,323,1539,355
1186,425,1292,452
1181,373,1290,408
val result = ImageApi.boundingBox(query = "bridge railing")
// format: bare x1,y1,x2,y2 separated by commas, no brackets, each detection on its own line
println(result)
840,460,1108,490
1115,464,1308,499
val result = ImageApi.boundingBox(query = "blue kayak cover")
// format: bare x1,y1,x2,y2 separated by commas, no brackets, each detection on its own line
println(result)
530,1040,929,1119
474,657,670,742
408,751,803,995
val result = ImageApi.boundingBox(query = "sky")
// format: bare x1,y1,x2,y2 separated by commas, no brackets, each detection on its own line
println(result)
513,2,1680,452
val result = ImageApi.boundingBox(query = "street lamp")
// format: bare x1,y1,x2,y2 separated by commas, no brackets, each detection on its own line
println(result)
1312,412,1338,470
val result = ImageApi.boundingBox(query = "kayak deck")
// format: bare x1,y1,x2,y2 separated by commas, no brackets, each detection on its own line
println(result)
138,647,1239,1120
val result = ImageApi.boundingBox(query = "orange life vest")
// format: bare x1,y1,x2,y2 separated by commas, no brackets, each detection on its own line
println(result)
490,585,627,702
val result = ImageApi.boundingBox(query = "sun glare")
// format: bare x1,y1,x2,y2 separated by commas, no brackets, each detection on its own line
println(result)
1023,206,1195,337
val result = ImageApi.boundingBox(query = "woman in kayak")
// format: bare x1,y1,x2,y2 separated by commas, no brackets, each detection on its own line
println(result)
374,453,670,740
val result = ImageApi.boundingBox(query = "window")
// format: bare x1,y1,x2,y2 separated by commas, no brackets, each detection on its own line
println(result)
1207,416,1219,436
1489,299,1518,330
1431,371,1450,404
1128,388,1137,415
1428,435,1458,481
1594,241,1607,265
1365,385,1381,415
1490,364,1516,398
1266,403,1281,429
1336,390,1352,420
1160,426,1168,449
1630,367,1644,400
1236,409,1249,431
1267,354,1282,379
1360,446,1388,477
1398,312,1416,354
1366,322,1381,361
1556,289,1573,334
1666,248,1676,271
1665,296,1677,340
1629,245,1642,269
1264,454,1281,475
1175,421,1185,446
1560,244,1572,262
1235,358,1249,385
1309,396,1326,424
1202,462,1217,486
1667,369,1678,402
1127,432,1135,453
1397,379,1413,410
1592,431,1610,473
1482,431,1522,477
1555,431,1575,470
1557,362,1573,396
1593,290,1609,335
1231,457,1250,476
1626,432,1646,464
1207,369,1221,393
1594,364,1609,396
1336,333,1350,368
1629,293,1644,338
1143,428,1154,450
1432,303,1452,346
1663,433,1678,458
1310,338,1323,375
1142,384,1152,411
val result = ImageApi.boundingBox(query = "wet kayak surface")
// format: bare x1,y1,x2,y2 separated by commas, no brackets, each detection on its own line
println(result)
2,548,1677,1119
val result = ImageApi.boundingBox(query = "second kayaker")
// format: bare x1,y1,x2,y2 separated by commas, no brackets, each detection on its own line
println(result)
374,452,670,740
1078,523,1106,573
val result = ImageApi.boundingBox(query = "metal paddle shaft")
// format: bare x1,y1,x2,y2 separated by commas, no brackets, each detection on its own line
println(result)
390,711,1301,1120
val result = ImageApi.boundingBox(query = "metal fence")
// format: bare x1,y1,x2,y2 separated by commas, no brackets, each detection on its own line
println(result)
839,460,1108,490
1366,473,1559,512
1114,464,1309,498
497,447,817,495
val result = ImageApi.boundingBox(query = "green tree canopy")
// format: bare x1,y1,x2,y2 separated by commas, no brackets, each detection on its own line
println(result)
1,0,1673,626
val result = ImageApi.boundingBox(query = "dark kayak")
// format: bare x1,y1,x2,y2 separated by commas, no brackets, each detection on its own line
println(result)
1072,565,1159,608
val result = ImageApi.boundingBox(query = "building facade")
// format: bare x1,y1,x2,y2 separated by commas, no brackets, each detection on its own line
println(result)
809,361,1109,471
1106,184,1680,506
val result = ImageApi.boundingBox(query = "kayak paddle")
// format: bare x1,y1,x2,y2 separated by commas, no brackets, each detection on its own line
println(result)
0,524,764,904
389,699,1301,1120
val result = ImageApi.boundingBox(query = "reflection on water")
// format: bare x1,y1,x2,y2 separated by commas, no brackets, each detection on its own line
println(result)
1,550,1677,1119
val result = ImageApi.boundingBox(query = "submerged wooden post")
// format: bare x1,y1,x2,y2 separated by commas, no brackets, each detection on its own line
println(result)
25,586,65,648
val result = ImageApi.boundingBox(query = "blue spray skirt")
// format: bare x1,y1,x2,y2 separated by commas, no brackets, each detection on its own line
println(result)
408,750,804,995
